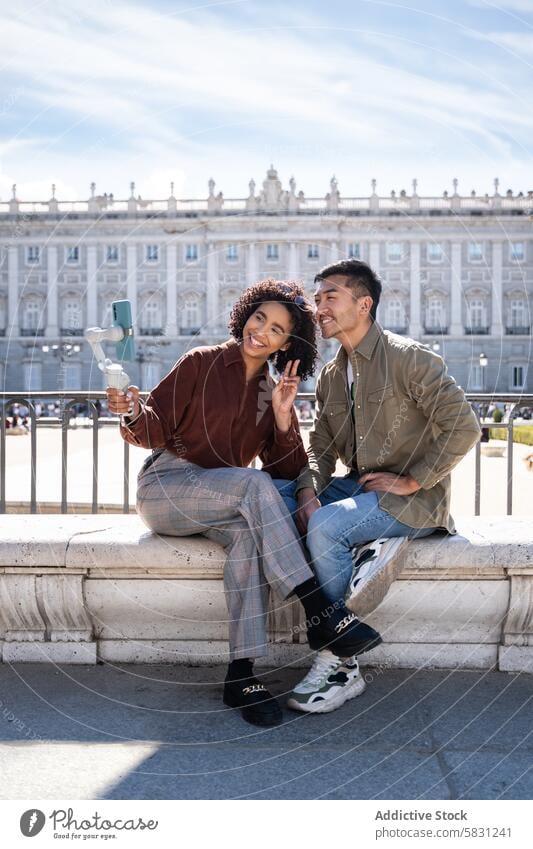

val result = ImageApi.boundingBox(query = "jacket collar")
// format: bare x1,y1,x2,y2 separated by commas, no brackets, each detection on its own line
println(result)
221,338,270,380
222,338,244,366
334,321,383,369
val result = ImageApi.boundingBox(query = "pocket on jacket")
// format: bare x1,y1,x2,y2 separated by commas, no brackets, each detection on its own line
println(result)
367,384,395,404
323,402,350,420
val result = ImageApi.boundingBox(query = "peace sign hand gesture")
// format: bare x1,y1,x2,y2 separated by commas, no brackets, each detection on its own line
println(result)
272,359,301,433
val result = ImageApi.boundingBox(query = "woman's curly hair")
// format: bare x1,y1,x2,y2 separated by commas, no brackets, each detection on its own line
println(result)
228,279,318,381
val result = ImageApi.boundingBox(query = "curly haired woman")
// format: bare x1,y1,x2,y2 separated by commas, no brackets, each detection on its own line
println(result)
106,279,380,727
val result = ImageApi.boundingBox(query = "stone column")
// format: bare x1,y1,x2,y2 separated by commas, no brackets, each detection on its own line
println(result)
206,242,219,329
369,242,380,274
450,242,463,336
491,241,503,336
126,245,137,331
409,241,422,339
86,245,97,327
8,245,19,331
247,242,258,285
329,240,339,263
46,245,59,337
288,242,299,279
165,243,177,337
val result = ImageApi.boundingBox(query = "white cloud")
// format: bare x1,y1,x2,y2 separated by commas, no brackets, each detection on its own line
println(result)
0,0,532,198
480,31,533,53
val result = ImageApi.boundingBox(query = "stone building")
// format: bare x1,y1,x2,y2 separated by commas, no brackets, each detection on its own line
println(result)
0,167,531,394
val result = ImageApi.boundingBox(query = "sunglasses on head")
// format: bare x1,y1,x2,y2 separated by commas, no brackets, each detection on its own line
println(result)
279,284,306,306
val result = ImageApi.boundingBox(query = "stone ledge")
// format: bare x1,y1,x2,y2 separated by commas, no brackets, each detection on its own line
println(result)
2,515,529,577
0,515,532,670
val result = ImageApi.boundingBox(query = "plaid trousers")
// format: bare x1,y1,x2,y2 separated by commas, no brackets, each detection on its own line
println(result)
136,450,313,660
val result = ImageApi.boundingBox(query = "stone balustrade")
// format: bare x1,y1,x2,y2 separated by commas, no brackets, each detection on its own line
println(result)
0,515,531,672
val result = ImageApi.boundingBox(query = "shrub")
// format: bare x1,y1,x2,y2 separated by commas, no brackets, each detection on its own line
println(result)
489,425,533,446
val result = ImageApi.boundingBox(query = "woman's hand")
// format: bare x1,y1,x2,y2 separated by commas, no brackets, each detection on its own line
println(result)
106,385,141,420
272,360,300,433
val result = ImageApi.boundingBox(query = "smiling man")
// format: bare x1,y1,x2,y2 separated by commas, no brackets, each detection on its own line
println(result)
273,259,481,714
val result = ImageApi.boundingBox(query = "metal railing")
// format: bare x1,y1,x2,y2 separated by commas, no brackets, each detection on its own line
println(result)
0,392,131,515
0,391,531,516
465,393,532,516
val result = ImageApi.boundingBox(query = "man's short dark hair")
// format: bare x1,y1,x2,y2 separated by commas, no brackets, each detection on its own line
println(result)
314,259,382,320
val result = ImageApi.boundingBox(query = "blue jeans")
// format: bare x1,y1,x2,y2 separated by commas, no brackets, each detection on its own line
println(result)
272,475,436,603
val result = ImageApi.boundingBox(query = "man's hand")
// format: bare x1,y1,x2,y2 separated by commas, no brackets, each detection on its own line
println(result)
106,385,141,420
295,487,321,535
359,472,421,496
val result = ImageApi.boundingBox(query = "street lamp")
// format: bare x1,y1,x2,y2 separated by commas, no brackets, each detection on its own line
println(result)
479,352,488,393
41,343,81,357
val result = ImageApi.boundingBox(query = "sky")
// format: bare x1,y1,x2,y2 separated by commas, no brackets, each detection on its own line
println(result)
1,0,533,202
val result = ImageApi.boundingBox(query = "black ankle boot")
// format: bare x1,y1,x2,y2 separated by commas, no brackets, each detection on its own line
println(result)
223,672,283,727
306,602,382,657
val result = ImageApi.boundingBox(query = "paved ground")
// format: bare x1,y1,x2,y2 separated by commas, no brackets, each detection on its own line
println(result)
3,423,533,516
1,663,532,800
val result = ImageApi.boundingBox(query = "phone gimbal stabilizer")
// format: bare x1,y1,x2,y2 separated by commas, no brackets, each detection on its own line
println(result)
85,300,135,391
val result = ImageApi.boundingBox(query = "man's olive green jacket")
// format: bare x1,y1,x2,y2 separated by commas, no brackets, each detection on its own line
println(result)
297,322,481,532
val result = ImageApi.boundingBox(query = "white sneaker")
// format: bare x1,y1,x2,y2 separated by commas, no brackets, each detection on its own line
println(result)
346,536,409,616
287,650,366,714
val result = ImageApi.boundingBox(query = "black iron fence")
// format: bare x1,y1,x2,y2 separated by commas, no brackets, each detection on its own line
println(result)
1,391,531,516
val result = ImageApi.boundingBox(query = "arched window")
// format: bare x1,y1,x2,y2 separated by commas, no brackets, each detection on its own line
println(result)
425,296,446,332
468,242,484,262
145,299,161,328
61,296,82,333
466,297,487,332
140,295,163,334
180,292,202,334
509,299,528,330
384,298,406,331
510,242,524,262
22,298,44,332
386,242,404,263
185,244,198,262
427,242,443,263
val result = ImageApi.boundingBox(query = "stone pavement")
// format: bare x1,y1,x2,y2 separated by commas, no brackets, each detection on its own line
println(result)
0,663,532,800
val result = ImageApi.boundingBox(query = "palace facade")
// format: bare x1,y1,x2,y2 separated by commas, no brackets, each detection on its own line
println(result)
0,166,531,394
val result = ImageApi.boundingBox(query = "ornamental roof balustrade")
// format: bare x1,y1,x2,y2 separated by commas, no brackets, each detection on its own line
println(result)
1,171,532,220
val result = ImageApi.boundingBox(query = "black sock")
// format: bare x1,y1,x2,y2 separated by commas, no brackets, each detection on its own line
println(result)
293,576,339,623
227,658,254,683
